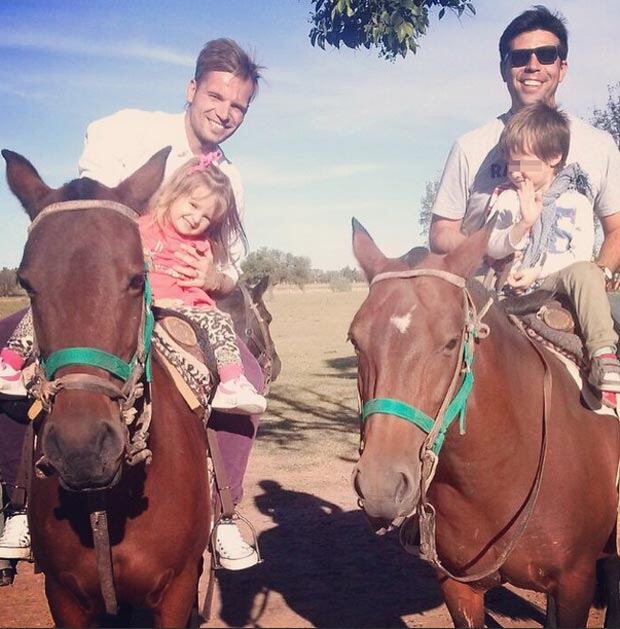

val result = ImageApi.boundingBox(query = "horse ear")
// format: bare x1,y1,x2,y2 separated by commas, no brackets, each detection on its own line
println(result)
252,275,270,301
444,217,496,279
399,246,428,269
352,217,388,282
114,146,171,214
2,149,54,220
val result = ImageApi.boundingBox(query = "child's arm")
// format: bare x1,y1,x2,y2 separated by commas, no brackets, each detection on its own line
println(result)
486,186,538,260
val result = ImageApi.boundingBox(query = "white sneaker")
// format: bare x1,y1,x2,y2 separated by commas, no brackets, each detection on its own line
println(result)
211,375,267,415
0,359,27,397
0,513,31,560
214,518,259,571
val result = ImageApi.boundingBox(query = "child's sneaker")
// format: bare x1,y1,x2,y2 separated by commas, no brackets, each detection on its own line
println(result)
211,375,267,415
0,359,27,397
589,351,620,408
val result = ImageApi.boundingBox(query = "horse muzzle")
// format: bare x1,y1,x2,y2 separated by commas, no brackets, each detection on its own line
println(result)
352,460,419,522
39,417,128,491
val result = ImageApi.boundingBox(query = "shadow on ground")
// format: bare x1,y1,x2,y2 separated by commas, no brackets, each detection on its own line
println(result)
214,480,546,628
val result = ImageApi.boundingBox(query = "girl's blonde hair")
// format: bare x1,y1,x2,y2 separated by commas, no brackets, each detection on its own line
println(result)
147,157,247,265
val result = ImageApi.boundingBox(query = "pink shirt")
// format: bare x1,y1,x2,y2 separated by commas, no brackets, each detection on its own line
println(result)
138,216,215,308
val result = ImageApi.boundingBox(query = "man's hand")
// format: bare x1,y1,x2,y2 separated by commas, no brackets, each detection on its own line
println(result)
174,243,221,292
507,265,541,291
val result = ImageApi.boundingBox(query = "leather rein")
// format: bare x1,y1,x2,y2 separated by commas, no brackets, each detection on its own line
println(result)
237,282,275,388
360,267,551,583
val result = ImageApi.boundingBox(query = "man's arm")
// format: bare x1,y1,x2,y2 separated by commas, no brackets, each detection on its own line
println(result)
429,215,467,254
598,212,620,273
78,110,144,186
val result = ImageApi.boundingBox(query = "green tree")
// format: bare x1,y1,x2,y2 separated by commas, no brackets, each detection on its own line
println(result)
309,0,476,60
0,267,19,297
241,247,287,285
418,173,441,243
241,247,313,289
591,82,620,150
285,253,313,289
590,83,620,254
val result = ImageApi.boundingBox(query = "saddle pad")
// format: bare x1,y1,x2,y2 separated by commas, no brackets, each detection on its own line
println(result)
544,345,619,418
152,322,214,410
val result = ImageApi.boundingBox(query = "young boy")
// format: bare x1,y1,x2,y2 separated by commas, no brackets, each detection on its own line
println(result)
486,101,620,407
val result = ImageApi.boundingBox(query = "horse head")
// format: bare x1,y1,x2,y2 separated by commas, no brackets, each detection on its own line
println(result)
218,275,281,389
3,148,169,491
349,218,493,525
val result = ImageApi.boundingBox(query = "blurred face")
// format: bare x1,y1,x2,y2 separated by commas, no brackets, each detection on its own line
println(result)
507,148,560,191
501,29,567,111
185,71,254,152
168,185,224,238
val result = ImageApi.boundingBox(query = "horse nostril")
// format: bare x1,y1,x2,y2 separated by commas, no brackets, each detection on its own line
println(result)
395,471,413,504
98,420,125,455
352,469,364,499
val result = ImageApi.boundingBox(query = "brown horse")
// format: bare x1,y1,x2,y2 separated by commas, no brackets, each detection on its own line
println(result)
218,275,282,391
349,218,620,628
3,148,210,627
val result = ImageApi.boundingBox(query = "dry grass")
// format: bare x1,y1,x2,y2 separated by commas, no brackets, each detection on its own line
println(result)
0,297,28,319
257,286,365,464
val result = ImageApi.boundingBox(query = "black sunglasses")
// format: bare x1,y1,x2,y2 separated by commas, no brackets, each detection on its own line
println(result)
504,45,563,67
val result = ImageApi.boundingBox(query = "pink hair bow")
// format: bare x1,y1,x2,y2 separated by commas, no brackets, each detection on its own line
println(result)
190,149,223,173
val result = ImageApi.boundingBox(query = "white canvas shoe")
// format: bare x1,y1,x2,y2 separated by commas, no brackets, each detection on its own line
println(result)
211,375,267,415
0,513,31,560
214,518,259,571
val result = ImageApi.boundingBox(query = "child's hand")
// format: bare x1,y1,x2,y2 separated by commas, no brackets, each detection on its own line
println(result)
516,179,543,227
507,265,542,291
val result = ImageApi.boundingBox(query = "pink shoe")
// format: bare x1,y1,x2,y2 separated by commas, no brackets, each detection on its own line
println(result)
211,375,266,415
0,359,27,397
601,391,618,409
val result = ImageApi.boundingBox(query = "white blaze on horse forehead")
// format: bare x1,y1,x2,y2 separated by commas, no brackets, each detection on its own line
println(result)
389,306,417,334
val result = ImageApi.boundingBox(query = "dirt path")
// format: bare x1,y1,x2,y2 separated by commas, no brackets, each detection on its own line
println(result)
0,289,607,627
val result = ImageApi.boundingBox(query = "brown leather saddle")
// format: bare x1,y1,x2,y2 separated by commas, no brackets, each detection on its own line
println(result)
500,289,586,368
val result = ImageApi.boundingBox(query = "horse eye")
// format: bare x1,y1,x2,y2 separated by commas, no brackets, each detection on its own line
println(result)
18,276,35,296
444,337,459,352
128,273,145,291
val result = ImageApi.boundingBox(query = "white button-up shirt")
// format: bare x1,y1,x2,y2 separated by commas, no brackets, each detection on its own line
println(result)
78,108,245,282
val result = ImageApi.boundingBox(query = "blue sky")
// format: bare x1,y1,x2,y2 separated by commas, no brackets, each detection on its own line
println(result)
1,0,619,271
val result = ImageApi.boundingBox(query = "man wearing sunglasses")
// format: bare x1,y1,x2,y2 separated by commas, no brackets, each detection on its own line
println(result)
429,5,620,286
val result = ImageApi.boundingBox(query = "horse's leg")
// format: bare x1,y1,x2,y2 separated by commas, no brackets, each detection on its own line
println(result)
440,577,485,628
45,574,98,628
152,562,201,628
550,565,597,628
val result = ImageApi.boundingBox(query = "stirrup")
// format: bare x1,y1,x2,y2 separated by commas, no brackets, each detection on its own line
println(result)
209,511,262,570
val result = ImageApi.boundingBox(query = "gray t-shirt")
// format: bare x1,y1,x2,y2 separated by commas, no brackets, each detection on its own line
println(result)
432,112,620,236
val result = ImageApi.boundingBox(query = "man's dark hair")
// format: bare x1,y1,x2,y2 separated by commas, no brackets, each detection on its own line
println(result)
194,38,264,101
499,5,568,63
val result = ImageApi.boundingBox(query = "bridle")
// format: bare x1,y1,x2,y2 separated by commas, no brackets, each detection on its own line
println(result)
358,267,550,582
360,268,492,462
237,282,276,389
26,200,154,467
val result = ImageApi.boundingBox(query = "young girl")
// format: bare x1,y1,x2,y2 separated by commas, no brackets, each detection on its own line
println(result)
486,101,620,407
0,153,267,416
